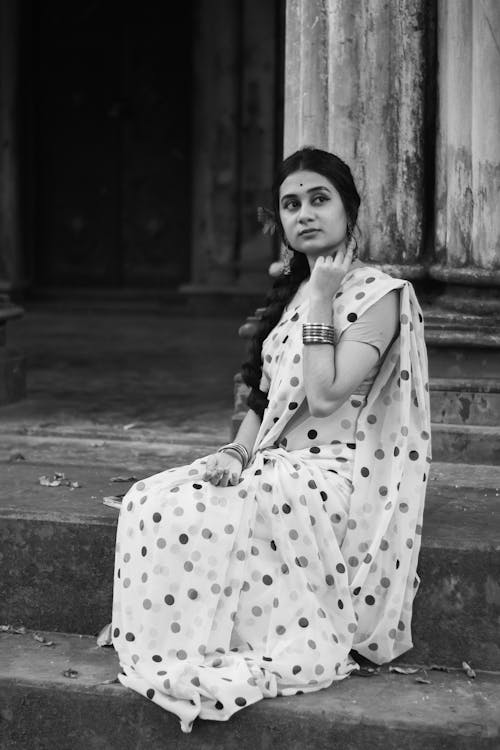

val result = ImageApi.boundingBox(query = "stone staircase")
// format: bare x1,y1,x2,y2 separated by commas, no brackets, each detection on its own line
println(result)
1,305,500,748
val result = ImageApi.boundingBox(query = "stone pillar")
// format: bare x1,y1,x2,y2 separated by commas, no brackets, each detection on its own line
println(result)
185,0,279,300
188,0,240,288
432,0,500,301
235,0,279,292
0,0,23,294
284,0,434,278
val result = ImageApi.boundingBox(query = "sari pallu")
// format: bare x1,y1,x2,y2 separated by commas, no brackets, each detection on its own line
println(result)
111,266,431,731
254,266,431,662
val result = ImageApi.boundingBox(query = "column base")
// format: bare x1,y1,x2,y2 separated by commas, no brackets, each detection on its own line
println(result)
0,348,26,405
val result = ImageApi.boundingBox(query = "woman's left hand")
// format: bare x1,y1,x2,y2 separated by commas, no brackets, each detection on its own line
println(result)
308,246,353,299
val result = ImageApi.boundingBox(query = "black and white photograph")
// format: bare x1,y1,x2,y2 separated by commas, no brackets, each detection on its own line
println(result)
0,1,499,748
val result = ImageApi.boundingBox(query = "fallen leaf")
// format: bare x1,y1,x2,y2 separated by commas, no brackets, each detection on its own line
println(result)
110,476,138,483
39,474,63,487
8,452,25,462
102,496,124,509
0,624,27,635
415,678,432,684
123,423,137,431
62,668,79,679
429,664,449,672
33,633,55,646
462,661,476,679
389,666,420,675
99,677,120,685
39,473,81,488
96,623,113,647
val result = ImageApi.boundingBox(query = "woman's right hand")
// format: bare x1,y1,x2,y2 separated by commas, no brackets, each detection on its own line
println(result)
203,451,243,487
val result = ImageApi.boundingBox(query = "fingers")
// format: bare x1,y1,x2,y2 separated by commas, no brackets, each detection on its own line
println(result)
202,455,216,482
341,244,354,270
202,454,242,486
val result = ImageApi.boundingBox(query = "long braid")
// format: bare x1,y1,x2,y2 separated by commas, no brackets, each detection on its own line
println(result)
241,252,309,418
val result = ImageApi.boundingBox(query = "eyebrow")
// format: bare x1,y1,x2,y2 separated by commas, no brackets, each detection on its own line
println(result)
280,186,332,202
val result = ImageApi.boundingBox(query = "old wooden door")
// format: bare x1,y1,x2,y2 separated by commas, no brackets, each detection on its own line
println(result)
34,1,192,288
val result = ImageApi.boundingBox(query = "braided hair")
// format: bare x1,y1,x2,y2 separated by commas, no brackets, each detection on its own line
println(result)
241,147,361,418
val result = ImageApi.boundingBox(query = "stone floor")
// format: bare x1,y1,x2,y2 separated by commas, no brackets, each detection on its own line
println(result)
3,301,247,443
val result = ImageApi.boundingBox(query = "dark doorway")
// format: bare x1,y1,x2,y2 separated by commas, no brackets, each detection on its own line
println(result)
32,2,193,288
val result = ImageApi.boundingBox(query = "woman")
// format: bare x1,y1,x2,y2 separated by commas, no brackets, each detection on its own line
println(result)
111,147,431,732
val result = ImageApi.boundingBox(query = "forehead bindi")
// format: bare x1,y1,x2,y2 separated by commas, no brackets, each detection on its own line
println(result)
280,171,334,199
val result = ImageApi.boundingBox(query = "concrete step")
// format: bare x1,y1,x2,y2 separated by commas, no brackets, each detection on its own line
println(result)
1,459,499,669
1,629,499,750
430,379,500,427
431,423,500,464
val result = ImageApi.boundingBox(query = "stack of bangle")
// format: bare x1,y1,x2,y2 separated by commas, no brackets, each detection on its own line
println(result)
217,442,250,469
302,323,337,345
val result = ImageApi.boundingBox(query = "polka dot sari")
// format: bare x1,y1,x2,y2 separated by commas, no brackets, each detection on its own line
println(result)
111,267,431,732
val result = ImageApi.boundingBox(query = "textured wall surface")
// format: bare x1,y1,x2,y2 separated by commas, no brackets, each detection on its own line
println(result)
285,0,433,270
190,0,278,288
434,0,500,282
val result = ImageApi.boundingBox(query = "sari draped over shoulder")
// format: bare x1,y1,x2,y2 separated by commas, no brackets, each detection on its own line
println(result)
111,266,431,732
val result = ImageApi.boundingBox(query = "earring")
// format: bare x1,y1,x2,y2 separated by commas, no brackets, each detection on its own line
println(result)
280,243,293,275
346,226,358,260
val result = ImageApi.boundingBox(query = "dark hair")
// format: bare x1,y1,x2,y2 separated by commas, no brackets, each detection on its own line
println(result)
241,147,361,418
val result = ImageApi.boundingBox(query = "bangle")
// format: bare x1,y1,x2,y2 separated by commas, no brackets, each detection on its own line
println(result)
217,442,250,469
302,323,337,345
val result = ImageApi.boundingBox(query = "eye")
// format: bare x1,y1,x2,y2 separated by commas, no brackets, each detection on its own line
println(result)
312,194,329,205
283,199,299,211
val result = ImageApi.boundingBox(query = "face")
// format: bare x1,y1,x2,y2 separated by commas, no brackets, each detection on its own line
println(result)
279,170,348,259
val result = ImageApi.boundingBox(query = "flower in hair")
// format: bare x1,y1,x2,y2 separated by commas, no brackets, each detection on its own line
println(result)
257,206,277,236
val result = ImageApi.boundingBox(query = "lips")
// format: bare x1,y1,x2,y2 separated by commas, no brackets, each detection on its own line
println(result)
299,228,320,236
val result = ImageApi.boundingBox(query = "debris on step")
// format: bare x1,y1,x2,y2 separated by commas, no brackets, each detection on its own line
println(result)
389,666,420,675
102,495,124,509
38,472,81,489
62,669,79,679
462,661,476,678
96,623,113,647
0,624,27,635
33,633,55,647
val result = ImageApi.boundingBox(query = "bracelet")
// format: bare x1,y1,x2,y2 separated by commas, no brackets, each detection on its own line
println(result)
217,442,250,469
302,323,337,345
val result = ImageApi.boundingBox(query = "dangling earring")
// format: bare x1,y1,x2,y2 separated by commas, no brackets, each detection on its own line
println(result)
280,242,293,275
346,225,358,260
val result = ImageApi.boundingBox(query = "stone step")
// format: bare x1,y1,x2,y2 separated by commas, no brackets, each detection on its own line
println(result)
430,379,500,427
1,629,499,750
431,423,500,464
426,343,500,380
1,459,499,669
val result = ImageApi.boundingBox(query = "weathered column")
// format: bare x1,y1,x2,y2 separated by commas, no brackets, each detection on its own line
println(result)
235,0,279,291
0,0,23,294
432,0,500,299
284,0,434,278
188,0,240,288
185,0,279,297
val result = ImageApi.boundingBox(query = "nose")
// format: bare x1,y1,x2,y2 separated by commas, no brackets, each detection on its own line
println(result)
297,202,314,223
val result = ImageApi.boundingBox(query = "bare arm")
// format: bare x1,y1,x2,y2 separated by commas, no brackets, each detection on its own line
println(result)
304,294,380,417
234,407,262,455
